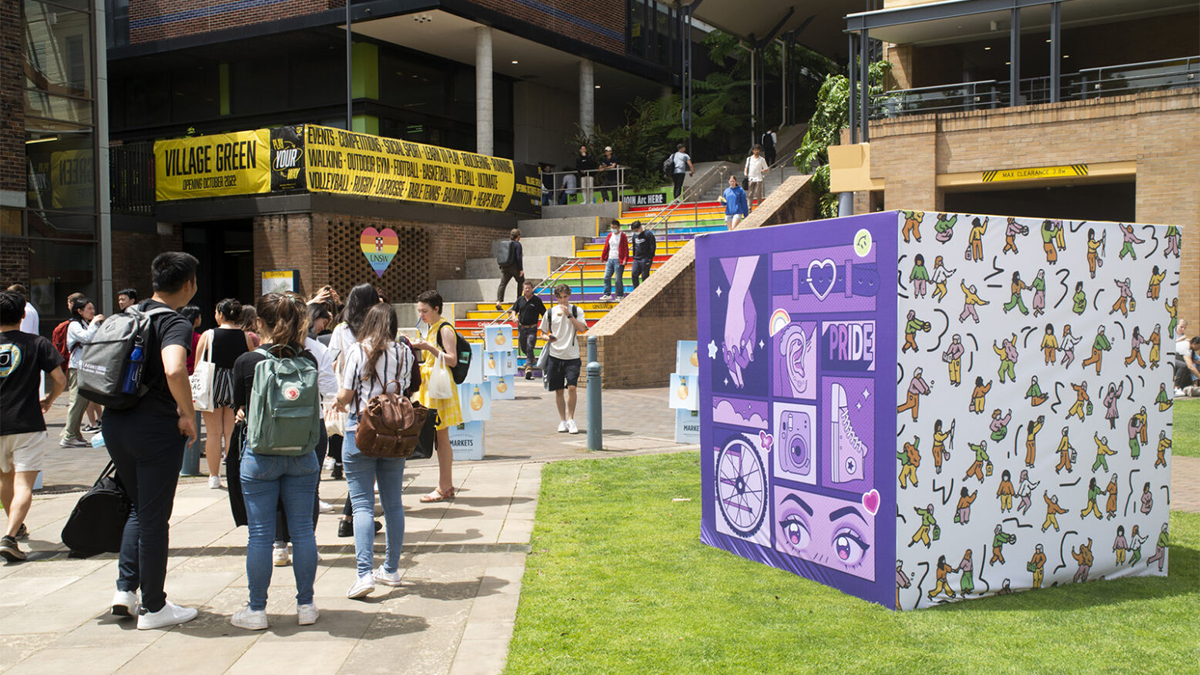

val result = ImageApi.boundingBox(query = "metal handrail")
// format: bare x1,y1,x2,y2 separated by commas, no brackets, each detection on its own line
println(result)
539,167,627,205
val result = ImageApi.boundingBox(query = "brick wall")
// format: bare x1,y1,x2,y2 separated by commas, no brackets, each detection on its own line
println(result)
111,226,185,300
129,0,338,44
468,0,625,55
857,87,1200,334
0,238,30,289
591,175,817,388
0,0,24,194
254,211,499,303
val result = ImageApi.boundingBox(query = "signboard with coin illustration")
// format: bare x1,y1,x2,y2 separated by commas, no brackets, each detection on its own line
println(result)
696,211,1177,610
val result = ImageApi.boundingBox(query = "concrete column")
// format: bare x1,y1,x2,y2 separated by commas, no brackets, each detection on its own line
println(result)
95,0,113,314
475,26,493,156
579,59,594,138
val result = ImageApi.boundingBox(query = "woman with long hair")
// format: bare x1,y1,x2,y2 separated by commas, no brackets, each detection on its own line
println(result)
240,306,262,348
413,290,462,502
60,296,103,447
335,303,420,598
329,284,383,528
195,298,254,488
230,293,321,630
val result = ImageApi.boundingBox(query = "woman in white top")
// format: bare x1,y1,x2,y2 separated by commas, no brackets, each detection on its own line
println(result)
743,144,769,205
335,302,420,599
60,296,103,447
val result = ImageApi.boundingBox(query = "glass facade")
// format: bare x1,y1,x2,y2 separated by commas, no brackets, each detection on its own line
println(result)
18,0,100,334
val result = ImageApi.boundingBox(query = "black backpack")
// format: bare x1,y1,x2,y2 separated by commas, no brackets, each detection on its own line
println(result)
61,462,132,558
435,321,473,384
495,240,517,268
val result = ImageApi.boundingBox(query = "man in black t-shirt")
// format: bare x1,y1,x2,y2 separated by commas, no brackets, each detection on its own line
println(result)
104,252,201,630
0,292,66,562
510,281,547,380
629,221,657,290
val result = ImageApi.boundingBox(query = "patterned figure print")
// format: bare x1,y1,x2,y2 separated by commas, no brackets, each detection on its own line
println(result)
1086,228,1106,278
909,504,938,549
944,335,965,387
1042,491,1067,532
1145,524,1169,572
1141,482,1154,515
902,210,925,243
897,367,931,422
1002,272,1030,316
1080,477,1105,520
898,436,921,489
994,334,1019,383
1128,525,1147,565
956,549,975,595
1003,217,1029,254
955,487,977,525
964,440,990,483
959,281,988,323
1041,220,1063,265
1016,470,1039,515
1024,416,1045,468
931,419,954,475
1072,282,1088,315
1147,265,1166,300
1113,525,1128,565
996,469,1015,512
1041,325,1058,365
1029,544,1047,589
1055,427,1076,474
931,256,956,302
965,217,989,261
1149,324,1163,370
1066,381,1090,422
1124,326,1147,368
934,213,959,242
1072,537,1094,582
1031,269,1047,317
1163,225,1181,259
990,524,1016,565
1104,473,1119,520
1026,377,1048,407
1156,431,1171,469
1110,278,1134,317
909,254,930,298
1060,324,1081,367
1091,433,1116,473
903,310,931,353
989,408,1011,442
969,377,993,415
928,555,957,601
1102,381,1124,429
1081,326,1111,375
1128,406,1148,459
1117,223,1144,260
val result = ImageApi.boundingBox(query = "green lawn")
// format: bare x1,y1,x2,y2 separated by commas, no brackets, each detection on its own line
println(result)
506,452,1200,675
1173,398,1200,458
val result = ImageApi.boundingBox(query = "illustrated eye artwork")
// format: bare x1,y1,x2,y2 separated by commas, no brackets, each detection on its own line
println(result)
832,527,871,567
780,515,811,553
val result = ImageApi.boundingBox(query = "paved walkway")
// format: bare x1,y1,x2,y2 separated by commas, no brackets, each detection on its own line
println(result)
2,381,693,675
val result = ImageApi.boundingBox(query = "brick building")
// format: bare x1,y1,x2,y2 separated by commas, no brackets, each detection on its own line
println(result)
833,0,1200,332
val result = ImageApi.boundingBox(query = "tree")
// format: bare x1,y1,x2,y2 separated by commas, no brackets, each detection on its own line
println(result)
795,60,892,218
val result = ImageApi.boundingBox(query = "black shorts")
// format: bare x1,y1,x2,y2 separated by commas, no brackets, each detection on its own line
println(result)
546,356,581,391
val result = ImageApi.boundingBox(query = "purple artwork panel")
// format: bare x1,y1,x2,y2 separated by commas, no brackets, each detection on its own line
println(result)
822,375,875,492
713,396,770,430
771,320,818,400
774,486,877,582
771,243,879,315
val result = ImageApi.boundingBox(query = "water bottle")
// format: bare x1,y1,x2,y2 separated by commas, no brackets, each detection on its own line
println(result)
121,344,145,394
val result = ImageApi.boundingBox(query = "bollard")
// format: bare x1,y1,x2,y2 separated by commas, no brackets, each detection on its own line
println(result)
180,410,203,476
586,335,602,451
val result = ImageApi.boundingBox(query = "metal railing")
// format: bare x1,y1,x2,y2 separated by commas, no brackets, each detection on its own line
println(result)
110,142,155,216
539,167,628,206
870,56,1199,120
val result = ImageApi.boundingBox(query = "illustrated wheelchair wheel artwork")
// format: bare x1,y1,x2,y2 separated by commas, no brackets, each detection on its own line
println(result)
716,436,767,537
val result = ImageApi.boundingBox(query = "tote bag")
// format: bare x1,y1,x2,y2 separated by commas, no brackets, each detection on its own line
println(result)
427,353,455,399
190,332,215,412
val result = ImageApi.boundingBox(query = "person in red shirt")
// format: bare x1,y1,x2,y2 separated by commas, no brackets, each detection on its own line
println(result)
600,219,629,302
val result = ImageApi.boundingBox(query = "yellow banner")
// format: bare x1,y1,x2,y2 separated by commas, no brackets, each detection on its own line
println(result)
982,164,1088,183
50,149,95,209
304,125,516,211
155,130,271,201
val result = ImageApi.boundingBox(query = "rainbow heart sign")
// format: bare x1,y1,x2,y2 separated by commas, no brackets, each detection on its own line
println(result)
360,227,399,277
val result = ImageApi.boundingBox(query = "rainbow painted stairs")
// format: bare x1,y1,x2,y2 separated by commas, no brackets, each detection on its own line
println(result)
437,200,732,377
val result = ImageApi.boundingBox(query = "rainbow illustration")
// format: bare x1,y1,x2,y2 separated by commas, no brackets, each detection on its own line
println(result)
769,308,791,336
360,227,399,277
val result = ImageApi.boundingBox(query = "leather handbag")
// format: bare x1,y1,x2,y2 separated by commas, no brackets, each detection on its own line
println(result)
355,369,429,458
61,462,132,558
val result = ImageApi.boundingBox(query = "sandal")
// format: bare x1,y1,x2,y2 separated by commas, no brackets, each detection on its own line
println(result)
420,487,456,503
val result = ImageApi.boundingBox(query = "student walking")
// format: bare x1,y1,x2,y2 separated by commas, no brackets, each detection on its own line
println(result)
509,281,546,379
495,229,524,310
721,175,750,228
195,299,254,489
413,290,463,503
60,296,103,448
6,284,39,336
335,303,420,598
744,145,769,205
540,284,587,433
668,144,694,201
761,128,777,166
105,252,200,630
629,221,657,290
600,219,629,302
0,291,66,562
229,293,322,630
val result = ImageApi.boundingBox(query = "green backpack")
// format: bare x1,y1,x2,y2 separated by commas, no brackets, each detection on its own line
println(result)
247,346,321,456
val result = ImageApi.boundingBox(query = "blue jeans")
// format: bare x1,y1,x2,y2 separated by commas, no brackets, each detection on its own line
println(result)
603,258,625,297
240,446,320,611
344,419,407,578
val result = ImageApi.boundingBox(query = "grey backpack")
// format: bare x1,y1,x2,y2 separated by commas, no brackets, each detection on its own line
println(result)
78,306,174,410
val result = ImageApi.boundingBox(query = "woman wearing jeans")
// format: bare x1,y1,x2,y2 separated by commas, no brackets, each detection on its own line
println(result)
335,303,420,599
229,293,321,630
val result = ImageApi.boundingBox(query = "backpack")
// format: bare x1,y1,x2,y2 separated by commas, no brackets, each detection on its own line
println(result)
353,344,428,458
495,240,517,268
433,321,472,384
77,306,175,409
247,346,321,456
51,321,71,374
662,153,675,176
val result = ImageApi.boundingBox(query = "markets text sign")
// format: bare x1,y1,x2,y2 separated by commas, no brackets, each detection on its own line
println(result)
155,131,270,200
304,125,539,215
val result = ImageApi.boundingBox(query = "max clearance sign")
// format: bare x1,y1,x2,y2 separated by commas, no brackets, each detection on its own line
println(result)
155,130,271,200
304,125,540,215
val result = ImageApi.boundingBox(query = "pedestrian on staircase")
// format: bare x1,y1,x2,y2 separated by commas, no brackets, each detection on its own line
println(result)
576,145,597,203
600,219,628,302
744,145,769,205
495,228,524,310
629,221,656,291
761,128,777,166
669,144,694,201
510,281,546,379
720,175,749,229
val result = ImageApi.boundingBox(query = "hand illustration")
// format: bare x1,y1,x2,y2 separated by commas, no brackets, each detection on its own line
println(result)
722,256,759,388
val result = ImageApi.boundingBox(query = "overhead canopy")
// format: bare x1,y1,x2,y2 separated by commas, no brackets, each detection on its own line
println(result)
675,0,864,58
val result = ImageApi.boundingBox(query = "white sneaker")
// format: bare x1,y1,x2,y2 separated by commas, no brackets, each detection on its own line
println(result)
557,420,569,433
111,590,139,617
318,500,334,514
137,601,198,630
60,437,89,448
273,545,290,567
599,294,612,301
374,565,403,587
297,603,319,626
323,456,335,471
567,419,579,435
231,605,268,631
346,574,375,599
208,475,222,489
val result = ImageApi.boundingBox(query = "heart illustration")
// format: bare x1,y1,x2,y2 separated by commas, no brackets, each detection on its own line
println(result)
807,258,837,301
861,489,880,516
359,227,399,278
